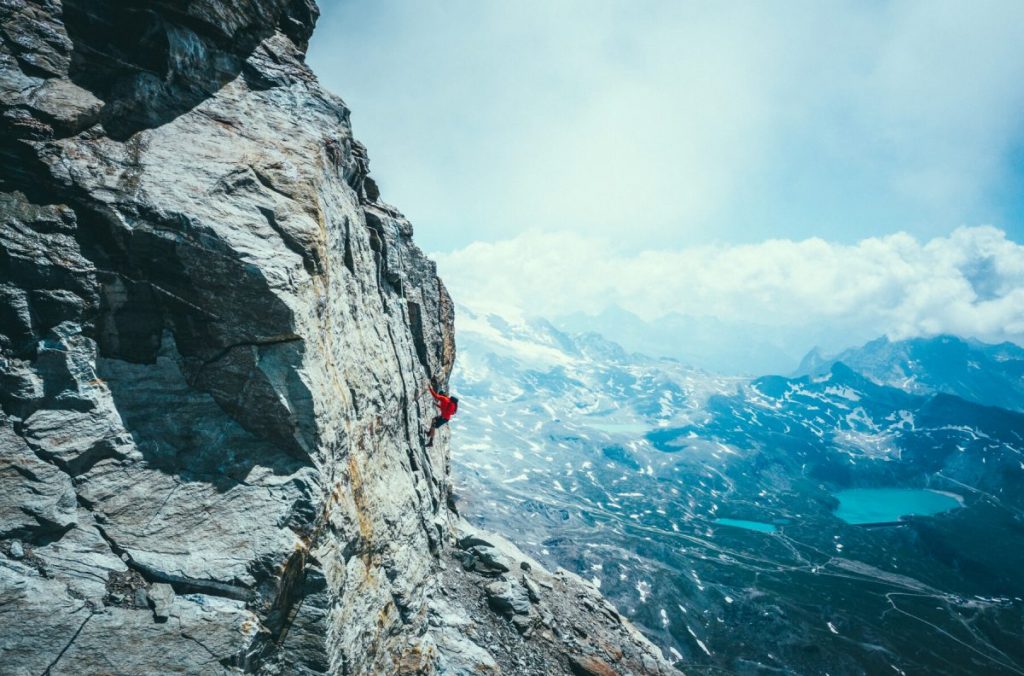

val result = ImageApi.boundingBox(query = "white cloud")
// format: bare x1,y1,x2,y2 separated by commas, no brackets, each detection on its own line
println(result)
434,227,1024,347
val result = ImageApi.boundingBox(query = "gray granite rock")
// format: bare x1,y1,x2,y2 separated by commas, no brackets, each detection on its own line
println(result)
0,417,78,539
0,1,679,674
485,579,532,618
9,540,24,559
523,574,542,604
146,583,175,621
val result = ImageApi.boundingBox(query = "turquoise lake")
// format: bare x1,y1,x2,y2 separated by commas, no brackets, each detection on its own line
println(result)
833,488,961,525
715,518,777,533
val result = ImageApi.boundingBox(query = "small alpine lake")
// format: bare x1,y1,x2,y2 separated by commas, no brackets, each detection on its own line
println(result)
833,488,962,525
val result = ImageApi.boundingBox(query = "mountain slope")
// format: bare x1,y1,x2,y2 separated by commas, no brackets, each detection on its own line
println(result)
451,312,1024,675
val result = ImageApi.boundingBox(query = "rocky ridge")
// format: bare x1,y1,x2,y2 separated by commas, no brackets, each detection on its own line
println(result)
796,335,1024,412
0,1,678,674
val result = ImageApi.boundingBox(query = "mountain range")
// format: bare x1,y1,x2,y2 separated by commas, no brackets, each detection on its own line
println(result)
450,308,1024,675
798,334,1024,412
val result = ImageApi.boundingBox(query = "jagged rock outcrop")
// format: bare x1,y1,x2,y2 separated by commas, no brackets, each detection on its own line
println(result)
0,2,679,674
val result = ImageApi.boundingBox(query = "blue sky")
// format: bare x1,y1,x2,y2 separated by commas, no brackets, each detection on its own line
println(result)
308,1,1024,354
309,0,1024,251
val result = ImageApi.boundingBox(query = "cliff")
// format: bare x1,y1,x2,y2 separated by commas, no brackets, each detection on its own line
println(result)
0,2,679,674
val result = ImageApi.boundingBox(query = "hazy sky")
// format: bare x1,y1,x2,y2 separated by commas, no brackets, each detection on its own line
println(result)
436,226,1024,344
308,1,1024,349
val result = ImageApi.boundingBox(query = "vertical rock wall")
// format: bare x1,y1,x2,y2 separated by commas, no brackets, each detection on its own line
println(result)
1,1,455,672
1,3,680,675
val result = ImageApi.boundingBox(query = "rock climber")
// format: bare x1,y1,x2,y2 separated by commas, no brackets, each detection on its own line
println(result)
424,381,458,447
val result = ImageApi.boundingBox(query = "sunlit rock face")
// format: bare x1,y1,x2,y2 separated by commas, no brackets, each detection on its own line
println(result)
0,2,677,674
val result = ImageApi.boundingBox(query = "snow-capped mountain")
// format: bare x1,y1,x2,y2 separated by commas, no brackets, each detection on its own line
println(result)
449,310,1024,675
798,334,1024,412
453,306,744,429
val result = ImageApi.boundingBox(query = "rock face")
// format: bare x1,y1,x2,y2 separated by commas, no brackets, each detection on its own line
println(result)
0,2,679,674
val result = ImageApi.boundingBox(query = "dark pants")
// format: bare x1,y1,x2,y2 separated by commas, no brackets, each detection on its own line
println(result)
426,415,449,445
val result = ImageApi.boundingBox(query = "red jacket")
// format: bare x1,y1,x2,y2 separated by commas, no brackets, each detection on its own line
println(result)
430,387,458,420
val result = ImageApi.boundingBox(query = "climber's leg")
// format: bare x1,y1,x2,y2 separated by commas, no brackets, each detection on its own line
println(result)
425,415,448,447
